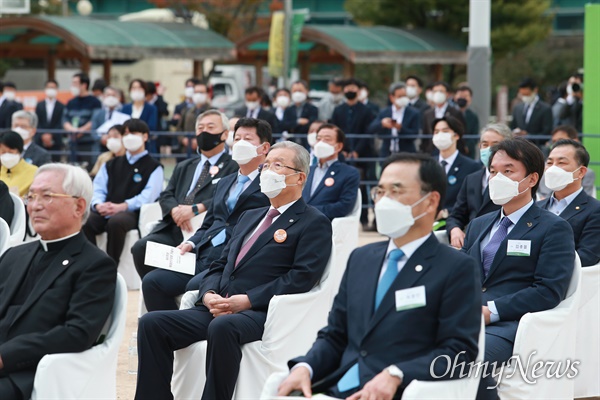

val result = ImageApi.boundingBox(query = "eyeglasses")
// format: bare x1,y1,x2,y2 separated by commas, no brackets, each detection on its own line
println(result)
370,186,422,202
260,162,301,173
25,192,79,206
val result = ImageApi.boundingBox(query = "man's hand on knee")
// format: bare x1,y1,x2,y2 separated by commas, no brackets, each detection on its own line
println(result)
347,369,401,400
207,295,251,316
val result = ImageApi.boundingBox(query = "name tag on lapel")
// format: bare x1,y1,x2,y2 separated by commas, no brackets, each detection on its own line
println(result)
211,178,221,184
395,286,426,311
507,240,531,256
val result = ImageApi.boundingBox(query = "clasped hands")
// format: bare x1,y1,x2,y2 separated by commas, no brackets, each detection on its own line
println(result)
171,205,200,232
203,292,251,317
95,202,128,217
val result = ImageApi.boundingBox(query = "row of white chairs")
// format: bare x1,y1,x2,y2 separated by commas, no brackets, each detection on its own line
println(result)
0,192,27,256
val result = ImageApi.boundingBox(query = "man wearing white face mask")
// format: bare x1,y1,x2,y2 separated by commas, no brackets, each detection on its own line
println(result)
83,119,163,264
0,131,38,197
461,138,575,400
177,81,211,134
537,139,600,267
404,75,430,115
89,124,126,178
138,118,271,312
279,152,481,399
282,80,319,146
91,86,128,148
369,81,421,157
135,140,331,400
273,88,291,123
302,124,359,220
509,78,552,146
35,79,65,161
11,110,51,167
235,86,279,133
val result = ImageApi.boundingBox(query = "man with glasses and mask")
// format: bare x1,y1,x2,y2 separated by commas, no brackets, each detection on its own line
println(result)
132,110,237,280
83,119,163,264
0,164,116,400
135,141,332,400
278,152,480,399
137,118,271,312
461,138,575,400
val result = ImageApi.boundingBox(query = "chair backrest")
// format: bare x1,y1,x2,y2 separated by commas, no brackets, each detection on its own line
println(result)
565,254,582,298
9,192,26,246
0,217,10,256
349,188,362,218
138,202,162,237
103,273,128,346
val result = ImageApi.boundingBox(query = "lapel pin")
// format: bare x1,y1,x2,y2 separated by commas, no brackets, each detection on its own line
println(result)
415,265,423,272
575,206,580,210
331,171,335,176
209,166,219,176
62,260,69,266
325,177,335,187
274,229,287,243
454,167,458,171
527,222,532,227
289,219,294,223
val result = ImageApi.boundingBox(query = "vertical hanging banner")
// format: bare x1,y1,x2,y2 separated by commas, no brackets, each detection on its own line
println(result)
288,9,308,70
268,11,285,77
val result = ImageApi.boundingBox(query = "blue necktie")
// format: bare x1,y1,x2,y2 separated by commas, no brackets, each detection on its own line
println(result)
337,249,404,394
481,217,513,278
226,175,250,212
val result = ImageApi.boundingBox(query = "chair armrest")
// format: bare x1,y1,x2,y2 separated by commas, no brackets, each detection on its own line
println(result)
179,290,200,310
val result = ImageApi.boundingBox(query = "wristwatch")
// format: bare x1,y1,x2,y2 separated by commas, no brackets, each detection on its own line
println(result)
191,204,199,216
385,365,404,382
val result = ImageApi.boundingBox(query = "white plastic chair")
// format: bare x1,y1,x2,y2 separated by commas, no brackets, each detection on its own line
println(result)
574,263,599,398
497,255,582,400
0,217,10,256
172,241,336,400
9,192,26,246
31,273,127,400
139,202,163,238
96,230,141,290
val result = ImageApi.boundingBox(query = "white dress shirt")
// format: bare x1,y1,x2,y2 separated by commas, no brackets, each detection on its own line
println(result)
390,105,406,153
310,159,337,196
438,150,459,175
45,98,56,121
548,187,582,216
434,103,448,119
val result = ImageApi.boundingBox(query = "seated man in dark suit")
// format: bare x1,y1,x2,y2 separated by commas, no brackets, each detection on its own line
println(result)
281,80,319,140
447,123,513,248
235,86,279,133
431,116,481,216
132,110,238,279
34,79,65,162
278,152,481,399
0,181,14,227
369,81,420,156
302,123,359,220
0,164,116,400
538,139,600,267
140,118,271,311
510,77,553,146
11,110,51,167
461,138,575,400
134,141,332,400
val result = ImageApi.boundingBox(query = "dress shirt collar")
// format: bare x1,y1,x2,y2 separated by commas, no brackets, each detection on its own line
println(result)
318,158,337,170
551,187,582,209
240,168,260,182
126,150,149,164
434,103,448,118
40,231,80,252
385,232,432,262
45,98,56,105
501,199,534,225
268,199,298,216
199,149,226,167
439,150,459,169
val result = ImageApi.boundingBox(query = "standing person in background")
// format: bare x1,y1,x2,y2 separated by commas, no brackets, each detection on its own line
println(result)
176,80,212,160
91,86,124,150
454,85,480,159
405,75,430,116
358,81,379,117
122,79,158,154
551,82,569,129
0,82,24,129
273,88,291,128
318,78,345,121
62,73,102,170
11,110,51,167
235,86,279,133
510,78,553,146
146,81,169,131
171,78,200,128
562,73,583,132
35,79,65,162
91,79,107,100
282,80,319,146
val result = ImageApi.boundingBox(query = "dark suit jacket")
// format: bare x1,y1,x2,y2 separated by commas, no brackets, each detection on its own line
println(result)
235,107,279,133
152,152,238,234
446,168,500,233
442,154,481,213
0,100,23,129
199,198,332,311
462,205,575,343
302,161,360,220
368,106,420,156
463,108,480,138
510,100,553,145
537,190,600,267
291,235,481,396
121,102,158,131
364,100,380,117
420,105,466,153
331,102,375,157
187,172,270,269
0,233,116,398
22,142,51,167
0,181,14,227
409,98,430,115
35,100,64,130
281,102,319,135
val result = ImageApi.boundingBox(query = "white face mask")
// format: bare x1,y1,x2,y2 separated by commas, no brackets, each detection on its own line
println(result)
4,91,16,101
192,92,207,105
425,91,434,102
70,86,80,96
394,96,410,108
358,88,368,101
307,132,317,148
276,96,290,108
130,90,145,102
432,131,454,151
432,91,447,105
246,101,260,111
375,194,430,239
1,153,20,169
103,95,120,109
13,127,31,141
292,91,307,104
313,140,336,159
122,134,144,152
406,86,418,99
184,87,195,98
521,94,535,104
544,165,581,192
225,130,235,148
232,140,263,165
45,88,57,99
488,172,530,205
332,93,345,103
260,169,298,199
106,137,123,154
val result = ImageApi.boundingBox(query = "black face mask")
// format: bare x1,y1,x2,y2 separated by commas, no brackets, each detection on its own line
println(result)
196,131,224,152
344,91,357,100
455,98,468,108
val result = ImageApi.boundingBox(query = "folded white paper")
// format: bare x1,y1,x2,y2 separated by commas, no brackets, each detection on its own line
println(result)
144,241,196,275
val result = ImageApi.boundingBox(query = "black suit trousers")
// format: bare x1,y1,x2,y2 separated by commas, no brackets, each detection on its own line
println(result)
135,306,266,400
131,223,183,278
83,211,138,263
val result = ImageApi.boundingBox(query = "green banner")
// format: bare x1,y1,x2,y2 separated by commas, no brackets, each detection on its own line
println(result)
583,4,600,196
288,9,308,71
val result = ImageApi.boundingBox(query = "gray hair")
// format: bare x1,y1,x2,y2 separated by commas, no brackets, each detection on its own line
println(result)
270,141,310,187
103,85,119,94
12,110,38,129
388,81,406,95
481,123,513,141
35,163,93,223
195,109,229,132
